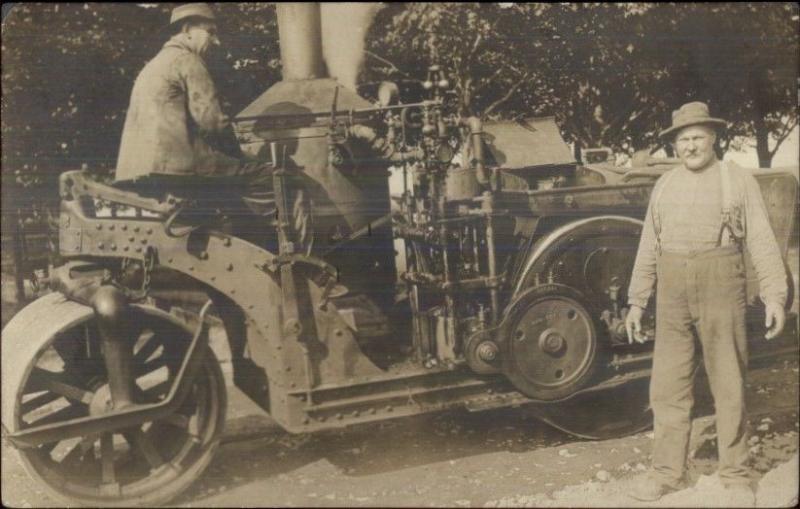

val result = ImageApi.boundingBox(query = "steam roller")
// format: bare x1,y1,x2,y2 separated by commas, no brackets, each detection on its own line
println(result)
3,2,799,506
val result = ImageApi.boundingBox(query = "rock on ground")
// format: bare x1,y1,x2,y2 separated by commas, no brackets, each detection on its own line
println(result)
482,455,799,508
756,454,798,508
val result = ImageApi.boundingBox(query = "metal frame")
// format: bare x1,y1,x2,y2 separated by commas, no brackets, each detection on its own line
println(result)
9,166,795,439
45,170,666,436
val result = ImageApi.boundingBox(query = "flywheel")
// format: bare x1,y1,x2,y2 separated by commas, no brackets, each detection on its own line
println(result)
501,284,599,401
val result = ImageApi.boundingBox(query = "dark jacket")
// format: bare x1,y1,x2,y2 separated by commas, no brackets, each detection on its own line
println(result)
116,37,239,182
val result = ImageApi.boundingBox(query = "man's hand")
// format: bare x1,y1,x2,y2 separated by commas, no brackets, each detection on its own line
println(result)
764,302,786,340
625,305,646,344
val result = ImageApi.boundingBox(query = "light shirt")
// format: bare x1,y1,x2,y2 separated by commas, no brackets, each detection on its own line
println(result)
628,161,788,309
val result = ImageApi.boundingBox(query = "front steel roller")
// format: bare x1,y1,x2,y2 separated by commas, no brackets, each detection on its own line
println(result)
1,292,226,507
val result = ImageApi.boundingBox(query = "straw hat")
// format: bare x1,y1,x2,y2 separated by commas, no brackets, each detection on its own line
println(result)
659,102,727,140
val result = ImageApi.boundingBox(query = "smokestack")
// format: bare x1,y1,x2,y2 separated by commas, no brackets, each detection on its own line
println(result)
276,3,325,81
321,3,382,91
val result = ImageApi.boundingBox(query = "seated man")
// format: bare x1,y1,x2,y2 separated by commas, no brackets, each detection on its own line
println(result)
115,3,265,190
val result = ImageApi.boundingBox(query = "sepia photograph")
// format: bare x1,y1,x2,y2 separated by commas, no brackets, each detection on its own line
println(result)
1,2,798,507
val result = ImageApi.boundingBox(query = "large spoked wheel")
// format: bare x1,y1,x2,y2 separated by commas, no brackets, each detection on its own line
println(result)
503,284,599,401
3,294,226,507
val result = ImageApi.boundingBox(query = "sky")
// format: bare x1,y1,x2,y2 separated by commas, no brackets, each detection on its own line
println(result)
725,127,799,169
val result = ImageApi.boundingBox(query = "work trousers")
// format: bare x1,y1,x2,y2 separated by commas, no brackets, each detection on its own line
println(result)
650,245,750,486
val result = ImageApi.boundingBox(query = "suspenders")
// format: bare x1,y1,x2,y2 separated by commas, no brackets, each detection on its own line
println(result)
717,162,746,248
651,162,744,255
651,170,677,256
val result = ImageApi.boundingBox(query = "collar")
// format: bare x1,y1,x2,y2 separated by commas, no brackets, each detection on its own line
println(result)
163,35,195,54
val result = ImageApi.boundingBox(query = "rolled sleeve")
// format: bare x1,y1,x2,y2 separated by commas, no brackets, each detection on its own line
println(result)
742,171,788,308
627,176,666,309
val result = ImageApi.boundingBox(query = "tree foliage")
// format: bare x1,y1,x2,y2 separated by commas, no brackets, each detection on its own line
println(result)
1,2,279,191
656,3,799,167
2,1,797,201
364,2,798,162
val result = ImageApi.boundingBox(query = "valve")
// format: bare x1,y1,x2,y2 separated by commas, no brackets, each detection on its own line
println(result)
377,81,399,107
424,64,449,100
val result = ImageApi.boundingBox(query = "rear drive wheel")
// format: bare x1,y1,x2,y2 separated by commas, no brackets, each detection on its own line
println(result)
533,376,652,440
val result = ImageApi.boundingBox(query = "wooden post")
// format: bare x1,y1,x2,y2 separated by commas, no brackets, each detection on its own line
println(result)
12,207,26,304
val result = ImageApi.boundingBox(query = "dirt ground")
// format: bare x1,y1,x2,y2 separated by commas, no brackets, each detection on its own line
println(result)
2,350,796,508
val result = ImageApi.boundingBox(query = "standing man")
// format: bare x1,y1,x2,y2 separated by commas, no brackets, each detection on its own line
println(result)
625,102,787,505
116,3,260,183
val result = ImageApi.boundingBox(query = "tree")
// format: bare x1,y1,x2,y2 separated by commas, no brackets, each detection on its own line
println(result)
365,3,798,165
1,2,280,191
3,1,797,192
365,3,546,118
659,3,799,167
364,4,689,157
520,3,687,156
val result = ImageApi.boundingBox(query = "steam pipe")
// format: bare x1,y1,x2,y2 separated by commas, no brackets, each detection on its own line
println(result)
465,117,488,185
276,3,325,81
348,124,424,163
482,192,500,323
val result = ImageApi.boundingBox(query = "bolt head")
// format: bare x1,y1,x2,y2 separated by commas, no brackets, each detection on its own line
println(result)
477,341,498,361
539,331,565,354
